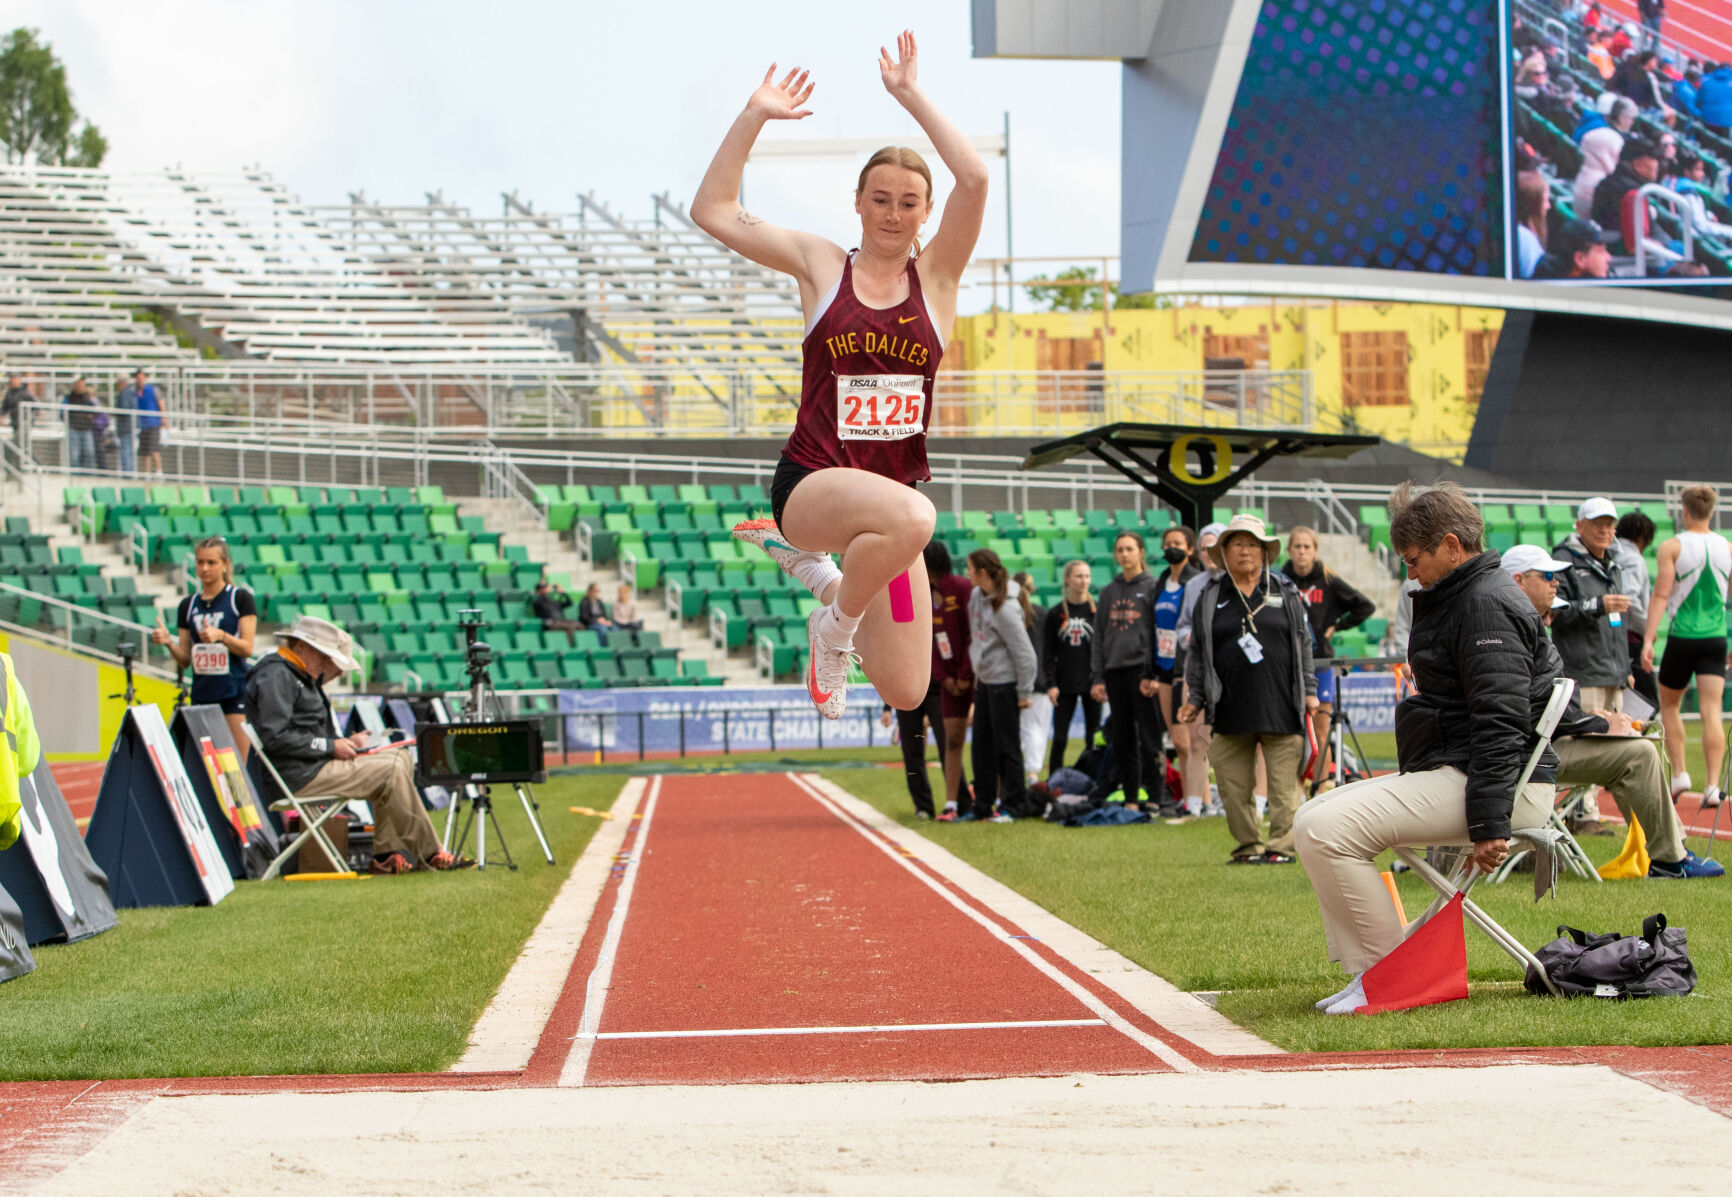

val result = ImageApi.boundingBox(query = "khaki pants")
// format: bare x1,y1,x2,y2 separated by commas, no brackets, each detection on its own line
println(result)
1555,735,1688,863
303,749,442,862
1209,732,1304,857
1575,686,1621,715
1292,766,1554,975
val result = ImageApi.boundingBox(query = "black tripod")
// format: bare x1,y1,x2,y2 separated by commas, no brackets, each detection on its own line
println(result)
110,641,141,706
440,628,555,871
1307,655,1400,797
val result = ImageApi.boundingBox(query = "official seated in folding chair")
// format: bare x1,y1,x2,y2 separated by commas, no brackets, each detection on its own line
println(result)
1294,483,1560,1012
245,615,473,875
1504,545,1723,880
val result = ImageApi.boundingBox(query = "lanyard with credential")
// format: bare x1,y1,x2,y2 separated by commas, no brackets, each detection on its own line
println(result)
1233,568,1273,636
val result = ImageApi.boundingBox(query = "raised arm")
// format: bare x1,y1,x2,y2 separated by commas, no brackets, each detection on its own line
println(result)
879,31,989,307
691,65,843,308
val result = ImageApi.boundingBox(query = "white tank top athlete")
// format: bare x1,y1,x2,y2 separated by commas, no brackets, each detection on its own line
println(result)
1667,530,1732,640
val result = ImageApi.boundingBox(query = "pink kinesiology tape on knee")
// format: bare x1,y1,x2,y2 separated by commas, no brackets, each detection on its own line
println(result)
889,571,915,622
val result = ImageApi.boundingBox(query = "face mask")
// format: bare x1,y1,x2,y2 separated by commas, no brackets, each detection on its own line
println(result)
1162,546,1189,565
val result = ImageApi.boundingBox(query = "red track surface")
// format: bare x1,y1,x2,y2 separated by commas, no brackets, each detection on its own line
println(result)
1598,1,1732,63
49,761,103,826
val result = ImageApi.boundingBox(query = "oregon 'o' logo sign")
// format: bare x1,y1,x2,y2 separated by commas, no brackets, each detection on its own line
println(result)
1169,434,1234,485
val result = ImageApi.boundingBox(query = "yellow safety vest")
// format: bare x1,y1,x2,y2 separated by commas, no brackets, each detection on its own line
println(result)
0,652,41,850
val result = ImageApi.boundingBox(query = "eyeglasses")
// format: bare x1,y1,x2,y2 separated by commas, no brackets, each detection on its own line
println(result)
1526,570,1557,582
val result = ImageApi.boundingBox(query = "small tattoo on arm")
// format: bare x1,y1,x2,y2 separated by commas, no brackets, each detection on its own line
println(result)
736,209,765,227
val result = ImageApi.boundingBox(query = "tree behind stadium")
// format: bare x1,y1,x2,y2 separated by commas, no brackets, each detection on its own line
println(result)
0,27,107,167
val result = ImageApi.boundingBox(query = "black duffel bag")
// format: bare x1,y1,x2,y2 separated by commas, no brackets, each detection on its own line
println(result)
1524,913,1697,998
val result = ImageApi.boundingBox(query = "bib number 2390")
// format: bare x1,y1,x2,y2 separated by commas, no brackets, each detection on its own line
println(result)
836,375,926,441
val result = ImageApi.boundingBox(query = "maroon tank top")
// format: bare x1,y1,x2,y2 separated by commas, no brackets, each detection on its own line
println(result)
783,251,943,485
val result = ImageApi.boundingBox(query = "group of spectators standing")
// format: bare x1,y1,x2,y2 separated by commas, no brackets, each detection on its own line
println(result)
1511,2,1728,280
890,517,1380,867
1,369,166,474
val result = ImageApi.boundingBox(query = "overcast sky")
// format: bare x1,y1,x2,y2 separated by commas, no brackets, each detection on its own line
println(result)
12,1,1124,299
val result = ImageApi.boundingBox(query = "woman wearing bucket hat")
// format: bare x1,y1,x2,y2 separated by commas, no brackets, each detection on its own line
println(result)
246,616,473,874
1177,515,1318,863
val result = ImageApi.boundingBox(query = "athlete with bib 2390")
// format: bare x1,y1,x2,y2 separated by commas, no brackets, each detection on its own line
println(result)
692,31,988,719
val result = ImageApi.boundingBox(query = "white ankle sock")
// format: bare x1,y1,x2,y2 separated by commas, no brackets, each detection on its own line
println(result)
1315,974,1364,1011
1672,771,1692,796
791,555,842,601
1323,975,1367,1015
821,601,863,647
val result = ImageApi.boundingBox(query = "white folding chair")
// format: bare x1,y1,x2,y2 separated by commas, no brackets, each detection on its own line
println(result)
244,724,355,881
1391,677,1577,996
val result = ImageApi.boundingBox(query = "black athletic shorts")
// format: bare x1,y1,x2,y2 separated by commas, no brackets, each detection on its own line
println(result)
137,426,161,455
769,454,919,528
770,455,817,527
1659,635,1728,690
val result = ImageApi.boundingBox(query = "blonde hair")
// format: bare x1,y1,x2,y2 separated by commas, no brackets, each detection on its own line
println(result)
1681,485,1716,522
857,146,934,255
194,536,233,585
1286,525,1334,581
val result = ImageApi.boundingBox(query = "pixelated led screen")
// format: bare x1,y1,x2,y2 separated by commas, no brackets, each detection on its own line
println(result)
1187,0,1732,291
1189,0,1507,276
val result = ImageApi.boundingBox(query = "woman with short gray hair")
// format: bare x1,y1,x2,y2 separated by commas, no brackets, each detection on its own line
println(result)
1293,482,1558,1013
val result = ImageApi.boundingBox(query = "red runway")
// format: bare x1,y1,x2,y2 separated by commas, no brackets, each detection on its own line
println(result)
556,772,1179,1086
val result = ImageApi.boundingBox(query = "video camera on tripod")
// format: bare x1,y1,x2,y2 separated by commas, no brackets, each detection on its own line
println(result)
416,607,554,870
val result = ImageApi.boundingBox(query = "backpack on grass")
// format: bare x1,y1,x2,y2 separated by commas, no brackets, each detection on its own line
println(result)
1524,913,1697,999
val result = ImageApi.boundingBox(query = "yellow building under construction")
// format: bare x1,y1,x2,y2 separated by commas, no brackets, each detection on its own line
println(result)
947,300,1506,462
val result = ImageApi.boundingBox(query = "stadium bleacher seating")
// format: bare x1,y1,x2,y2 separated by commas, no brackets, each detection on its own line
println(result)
0,166,801,372
61,483,717,692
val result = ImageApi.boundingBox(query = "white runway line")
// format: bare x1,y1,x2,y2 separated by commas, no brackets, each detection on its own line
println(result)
580,1018,1109,1040
452,777,646,1072
557,774,662,1087
799,772,1284,1058
788,773,1202,1074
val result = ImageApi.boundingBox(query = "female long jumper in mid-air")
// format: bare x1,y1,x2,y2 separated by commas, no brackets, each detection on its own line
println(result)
691,31,989,720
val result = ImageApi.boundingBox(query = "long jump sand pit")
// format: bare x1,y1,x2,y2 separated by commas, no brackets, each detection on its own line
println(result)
38,1064,1730,1194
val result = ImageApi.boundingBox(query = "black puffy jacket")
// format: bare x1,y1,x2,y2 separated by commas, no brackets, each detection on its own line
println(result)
1397,552,1559,842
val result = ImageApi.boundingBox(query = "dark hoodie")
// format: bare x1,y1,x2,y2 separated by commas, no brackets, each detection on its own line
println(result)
1279,561,1376,656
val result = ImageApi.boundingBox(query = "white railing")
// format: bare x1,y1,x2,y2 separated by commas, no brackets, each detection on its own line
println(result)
479,440,550,526
5,364,1326,439
1631,184,1698,277
0,581,176,678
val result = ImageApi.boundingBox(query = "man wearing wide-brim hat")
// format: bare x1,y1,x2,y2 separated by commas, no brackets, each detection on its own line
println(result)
1177,514,1319,863
245,615,472,874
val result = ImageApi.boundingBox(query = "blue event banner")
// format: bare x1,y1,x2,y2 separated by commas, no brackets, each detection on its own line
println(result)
557,685,888,756
1336,672,1398,735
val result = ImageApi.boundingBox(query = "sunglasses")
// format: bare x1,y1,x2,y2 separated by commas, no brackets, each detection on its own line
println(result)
1528,570,1557,582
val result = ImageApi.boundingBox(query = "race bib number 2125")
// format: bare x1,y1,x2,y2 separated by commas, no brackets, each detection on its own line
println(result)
836,375,926,441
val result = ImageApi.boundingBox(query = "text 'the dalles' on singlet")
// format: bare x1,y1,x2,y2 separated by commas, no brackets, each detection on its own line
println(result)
783,250,944,486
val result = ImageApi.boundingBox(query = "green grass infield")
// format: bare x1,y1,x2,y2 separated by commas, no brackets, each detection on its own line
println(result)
831,764,1732,1053
0,774,627,1081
